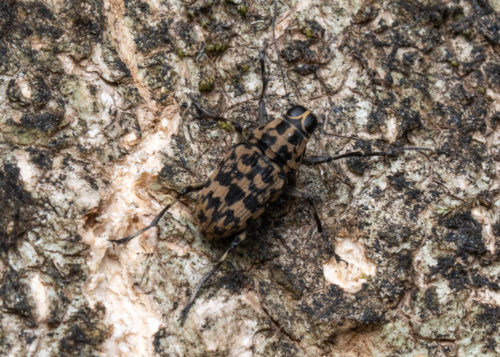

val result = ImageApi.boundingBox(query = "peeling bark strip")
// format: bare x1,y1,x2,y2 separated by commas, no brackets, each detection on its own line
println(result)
0,0,498,356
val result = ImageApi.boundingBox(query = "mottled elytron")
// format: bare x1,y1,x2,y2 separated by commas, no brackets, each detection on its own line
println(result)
195,105,317,240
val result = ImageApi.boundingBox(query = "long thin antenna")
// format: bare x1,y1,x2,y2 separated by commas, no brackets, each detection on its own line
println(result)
302,147,433,165
257,46,269,123
272,0,289,101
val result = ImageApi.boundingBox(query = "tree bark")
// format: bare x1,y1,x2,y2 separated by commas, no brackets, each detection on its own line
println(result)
0,0,498,355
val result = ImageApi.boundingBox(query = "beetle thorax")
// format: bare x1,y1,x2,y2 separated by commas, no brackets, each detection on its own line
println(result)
249,117,309,173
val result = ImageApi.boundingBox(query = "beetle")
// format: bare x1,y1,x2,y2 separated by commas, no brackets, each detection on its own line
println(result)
195,105,317,241
115,103,320,324
113,50,430,325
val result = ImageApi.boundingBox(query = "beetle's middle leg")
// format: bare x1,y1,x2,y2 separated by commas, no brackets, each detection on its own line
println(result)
284,187,347,264
179,231,247,325
285,187,323,233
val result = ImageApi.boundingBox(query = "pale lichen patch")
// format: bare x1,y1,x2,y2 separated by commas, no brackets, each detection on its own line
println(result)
30,273,50,323
12,150,37,191
323,238,376,293
190,293,260,357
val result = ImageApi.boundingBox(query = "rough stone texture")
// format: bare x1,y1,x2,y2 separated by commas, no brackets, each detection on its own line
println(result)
0,0,498,356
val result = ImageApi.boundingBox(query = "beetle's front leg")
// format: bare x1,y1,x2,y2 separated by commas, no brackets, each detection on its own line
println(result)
257,46,268,124
303,146,433,165
189,94,244,135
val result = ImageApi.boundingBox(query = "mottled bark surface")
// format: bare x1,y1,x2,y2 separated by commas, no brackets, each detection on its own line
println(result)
0,0,498,356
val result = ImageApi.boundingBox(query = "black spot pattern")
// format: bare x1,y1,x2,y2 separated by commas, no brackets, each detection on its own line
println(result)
205,193,221,211
246,163,264,180
214,160,244,185
276,121,289,135
260,166,274,183
214,170,232,186
197,210,207,223
222,209,238,226
241,153,258,166
225,184,245,206
260,133,277,147
276,145,293,162
243,194,261,213
287,132,302,146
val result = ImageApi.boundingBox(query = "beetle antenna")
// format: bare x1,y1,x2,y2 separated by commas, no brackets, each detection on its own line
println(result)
272,0,292,104
302,146,433,165
180,232,246,325
257,45,269,123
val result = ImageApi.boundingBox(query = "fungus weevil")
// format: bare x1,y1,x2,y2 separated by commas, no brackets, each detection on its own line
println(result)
195,105,317,240
114,97,430,324
114,103,320,325
113,52,431,325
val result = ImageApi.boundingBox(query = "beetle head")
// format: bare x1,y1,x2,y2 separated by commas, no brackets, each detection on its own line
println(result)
285,105,318,136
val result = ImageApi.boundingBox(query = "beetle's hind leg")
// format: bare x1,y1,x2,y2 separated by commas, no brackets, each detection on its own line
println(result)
180,232,247,326
112,183,205,245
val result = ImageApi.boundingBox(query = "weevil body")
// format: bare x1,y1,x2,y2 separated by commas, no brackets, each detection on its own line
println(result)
195,105,317,240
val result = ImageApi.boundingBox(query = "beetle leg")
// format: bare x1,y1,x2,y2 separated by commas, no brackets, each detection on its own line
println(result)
257,47,268,124
285,187,349,264
180,232,247,325
112,183,205,245
303,146,433,165
285,188,322,233
188,94,243,135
